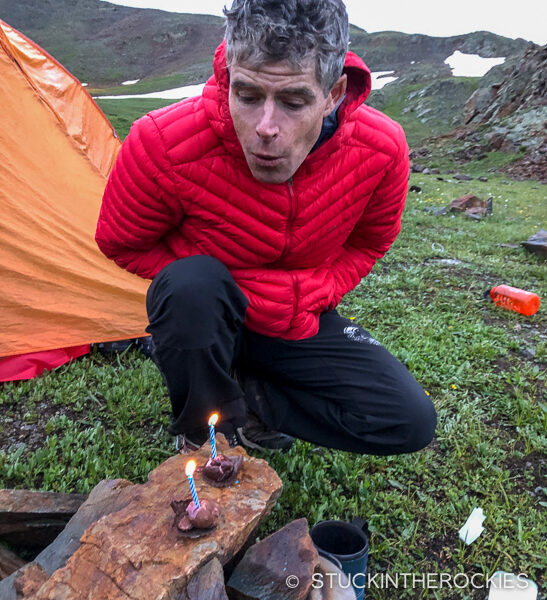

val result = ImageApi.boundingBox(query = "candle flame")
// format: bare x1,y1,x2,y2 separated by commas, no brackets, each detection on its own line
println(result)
185,459,197,477
208,413,219,426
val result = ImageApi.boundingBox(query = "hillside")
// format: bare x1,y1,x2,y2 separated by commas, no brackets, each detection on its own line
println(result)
0,0,224,86
3,0,544,178
0,0,529,89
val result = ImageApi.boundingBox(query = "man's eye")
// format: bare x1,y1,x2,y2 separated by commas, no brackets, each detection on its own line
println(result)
239,94,258,104
283,100,305,110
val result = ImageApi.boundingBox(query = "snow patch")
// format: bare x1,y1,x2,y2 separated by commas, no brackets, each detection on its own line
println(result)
445,51,505,77
121,79,141,85
95,83,206,100
371,71,398,90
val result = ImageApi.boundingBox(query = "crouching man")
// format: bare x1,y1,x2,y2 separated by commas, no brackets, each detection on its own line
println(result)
96,0,436,453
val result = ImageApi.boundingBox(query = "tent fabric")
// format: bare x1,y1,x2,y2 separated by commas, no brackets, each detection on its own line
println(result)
0,346,91,383
0,19,149,365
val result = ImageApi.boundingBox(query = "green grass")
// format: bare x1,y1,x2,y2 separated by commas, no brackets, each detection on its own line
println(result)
96,98,174,139
371,77,481,147
90,64,212,97
1,173,545,597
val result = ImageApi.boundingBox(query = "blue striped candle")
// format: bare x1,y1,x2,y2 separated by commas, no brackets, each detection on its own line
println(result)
208,413,219,459
185,460,200,508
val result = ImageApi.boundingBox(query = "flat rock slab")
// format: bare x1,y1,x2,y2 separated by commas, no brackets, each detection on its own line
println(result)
0,489,87,548
32,438,282,600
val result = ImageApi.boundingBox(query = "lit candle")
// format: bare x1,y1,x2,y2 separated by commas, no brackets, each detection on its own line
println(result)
208,413,219,459
185,460,200,508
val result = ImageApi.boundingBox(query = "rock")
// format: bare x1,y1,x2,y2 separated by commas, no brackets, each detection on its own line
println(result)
429,258,463,266
424,206,448,216
430,168,440,174
465,207,485,220
422,168,431,174
473,45,547,126
411,164,425,173
521,348,536,359
227,518,319,600
449,194,484,212
13,563,49,599
0,479,135,599
185,557,228,600
31,438,282,600
454,173,473,181
464,86,497,124
477,176,488,182
409,185,422,192
0,489,87,549
0,544,26,580
449,194,491,220
521,229,547,258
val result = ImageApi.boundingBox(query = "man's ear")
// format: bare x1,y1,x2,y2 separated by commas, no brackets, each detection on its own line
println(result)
323,73,347,116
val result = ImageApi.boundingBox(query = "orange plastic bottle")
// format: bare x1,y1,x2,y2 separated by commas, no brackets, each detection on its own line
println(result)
489,285,541,316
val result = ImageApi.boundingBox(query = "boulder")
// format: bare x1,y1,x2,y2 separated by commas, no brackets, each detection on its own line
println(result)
185,557,228,600
0,479,135,599
0,489,87,548
449,194,491,220
521,229,547,258
449,194,484,212
28,437,282,600
12,563,49,598
227,518,319,600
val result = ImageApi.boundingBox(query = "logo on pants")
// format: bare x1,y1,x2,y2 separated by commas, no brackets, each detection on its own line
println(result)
344,326,381,345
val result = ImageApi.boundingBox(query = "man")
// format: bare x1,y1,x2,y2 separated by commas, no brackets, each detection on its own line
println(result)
96,0,436,454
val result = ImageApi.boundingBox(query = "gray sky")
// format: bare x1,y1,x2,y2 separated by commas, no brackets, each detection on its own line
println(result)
101,0,546,45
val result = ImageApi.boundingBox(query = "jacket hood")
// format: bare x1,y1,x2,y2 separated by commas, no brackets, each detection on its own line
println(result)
202,40,372,163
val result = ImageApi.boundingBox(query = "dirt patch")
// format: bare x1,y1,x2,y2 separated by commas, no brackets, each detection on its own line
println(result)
504,450,546,494
0,397,76,455
502,149,547,184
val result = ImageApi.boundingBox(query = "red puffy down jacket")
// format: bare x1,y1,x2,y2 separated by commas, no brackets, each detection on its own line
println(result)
96,42,409,340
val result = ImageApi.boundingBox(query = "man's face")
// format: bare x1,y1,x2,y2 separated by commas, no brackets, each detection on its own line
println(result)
228,58,346,184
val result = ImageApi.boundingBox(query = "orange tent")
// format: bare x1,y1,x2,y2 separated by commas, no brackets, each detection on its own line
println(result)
0,20,149,380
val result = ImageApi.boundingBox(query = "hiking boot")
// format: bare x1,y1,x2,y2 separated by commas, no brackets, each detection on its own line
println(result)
234,371,295,451
175,430,208,454
236,411,294,451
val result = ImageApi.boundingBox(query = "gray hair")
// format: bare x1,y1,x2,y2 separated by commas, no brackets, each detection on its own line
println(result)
223,0,349,95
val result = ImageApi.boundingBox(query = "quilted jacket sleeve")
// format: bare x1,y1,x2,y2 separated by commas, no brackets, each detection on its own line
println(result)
329,131,409,307
95,114,187,279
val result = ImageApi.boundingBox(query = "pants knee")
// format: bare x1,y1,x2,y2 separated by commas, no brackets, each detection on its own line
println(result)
148,255,231,307
146,255,248,344
399,392,437,453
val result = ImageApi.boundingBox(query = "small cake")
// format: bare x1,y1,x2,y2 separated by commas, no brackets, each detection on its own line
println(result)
198,454,243,487
171,498,220,538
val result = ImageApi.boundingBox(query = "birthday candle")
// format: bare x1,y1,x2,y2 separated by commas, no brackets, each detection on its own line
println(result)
185,460,200,508
208,413,219,459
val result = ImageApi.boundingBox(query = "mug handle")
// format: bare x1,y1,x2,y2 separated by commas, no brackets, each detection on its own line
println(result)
351,517,369,537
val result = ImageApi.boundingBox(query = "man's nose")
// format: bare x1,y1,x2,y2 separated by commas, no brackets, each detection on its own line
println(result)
256,100,279,140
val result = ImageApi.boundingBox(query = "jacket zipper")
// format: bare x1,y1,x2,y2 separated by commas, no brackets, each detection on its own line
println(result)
284,178,300,326
280,177,295,259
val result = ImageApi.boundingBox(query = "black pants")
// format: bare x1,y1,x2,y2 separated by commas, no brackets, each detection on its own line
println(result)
146,256,436,455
